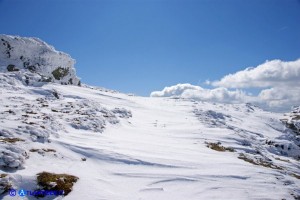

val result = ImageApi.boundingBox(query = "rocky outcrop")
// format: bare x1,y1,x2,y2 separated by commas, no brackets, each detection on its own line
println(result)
0,34,80,86
281,106,300,135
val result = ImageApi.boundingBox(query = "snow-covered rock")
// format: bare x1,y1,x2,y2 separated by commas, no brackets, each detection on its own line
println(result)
281,106,300,135
0,145,27,169
0,34,80,86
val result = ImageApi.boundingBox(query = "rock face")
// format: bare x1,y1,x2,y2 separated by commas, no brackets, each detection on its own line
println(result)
281,106,300,135
0,34,80,86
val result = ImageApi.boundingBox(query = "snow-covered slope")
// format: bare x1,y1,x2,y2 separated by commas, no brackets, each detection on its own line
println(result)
0,34,80,86
0,35,299,200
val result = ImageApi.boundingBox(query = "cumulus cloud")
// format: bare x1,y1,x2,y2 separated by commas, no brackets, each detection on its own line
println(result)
151,83,250,104
212,59,300,88
151,84,202,98
210,58,300,111
151,58,300,112
258,87,300,110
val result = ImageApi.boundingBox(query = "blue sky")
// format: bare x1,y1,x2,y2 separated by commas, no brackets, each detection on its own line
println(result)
0,0,300,96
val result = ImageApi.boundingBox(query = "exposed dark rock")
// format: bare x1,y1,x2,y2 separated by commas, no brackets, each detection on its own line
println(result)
28,65,36,72
52,90,60,99
52,67,69,80
7,64,19,72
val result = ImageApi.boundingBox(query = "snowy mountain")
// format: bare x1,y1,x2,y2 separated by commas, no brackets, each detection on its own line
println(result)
0,35,299,200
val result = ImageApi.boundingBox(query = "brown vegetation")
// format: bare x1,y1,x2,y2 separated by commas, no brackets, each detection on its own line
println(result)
36,172,78,196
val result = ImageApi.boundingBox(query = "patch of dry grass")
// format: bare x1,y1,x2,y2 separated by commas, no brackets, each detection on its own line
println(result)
292,115,300,120
0,174,7,178
42,149,56,152
30,148,56,153
290,173,300,179
275,157,290,163
26,111,37,114
238,154,282,170
36,172,78,196
0,137,25,143
206,142,235,152
0,174,11,194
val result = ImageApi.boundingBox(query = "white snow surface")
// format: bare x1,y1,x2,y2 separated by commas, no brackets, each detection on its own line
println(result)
0,74,299,200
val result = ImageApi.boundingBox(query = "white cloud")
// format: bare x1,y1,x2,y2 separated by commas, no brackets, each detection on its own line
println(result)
150,58,300,112
150,83,249,104
204,79,211,85
150,83,202,97
258,87,300,111
212,59,300,88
